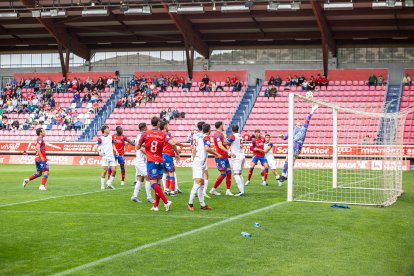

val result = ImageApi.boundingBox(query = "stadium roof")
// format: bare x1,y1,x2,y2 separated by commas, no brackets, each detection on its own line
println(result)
0,0,413,75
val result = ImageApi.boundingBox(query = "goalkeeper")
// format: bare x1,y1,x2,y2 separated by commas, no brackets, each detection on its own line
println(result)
278,104,319,185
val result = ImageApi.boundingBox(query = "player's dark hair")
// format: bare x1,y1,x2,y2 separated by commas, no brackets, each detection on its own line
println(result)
101,125,109,134
255,129,260,133
138,122,147,132
202,123,210,134
215,121,223,129
151,116,160,127
197,121,205,131
160,120,168,131
36,127,43,136
232,124,239,133
116,126,123,135
265,134,271,138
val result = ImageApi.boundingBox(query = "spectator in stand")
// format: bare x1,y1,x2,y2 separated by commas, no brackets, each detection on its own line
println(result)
93,101,100,114
368,74,377,87
268,76,275,86
291,75,299,86
107,77,114,88
225,77,232,88
297,75,305,85
49,96,56,109
73,118,83,131
160,109,167,119
308,77,316,91
377,75,385,86
273,75,282,88
232,80,242,92
201,74,209,85
0,115,8,130
284,75,293,87
402,74,412,86
11,120,19,130
318,74,329,88
301,80,309,91
211,81,224,92
72,91,81,103
231,75,238,86
265,85,277,99
157,75,167,92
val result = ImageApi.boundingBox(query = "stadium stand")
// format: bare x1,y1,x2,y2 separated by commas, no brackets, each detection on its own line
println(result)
102,71,247,142
244,69,388,144
0,72,117,141
401,69,414,145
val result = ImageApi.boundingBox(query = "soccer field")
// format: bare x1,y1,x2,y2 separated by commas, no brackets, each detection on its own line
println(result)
1,165,413,275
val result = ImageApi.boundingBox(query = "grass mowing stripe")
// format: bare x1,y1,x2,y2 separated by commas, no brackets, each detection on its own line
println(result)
0,188,128,208
52,200,288,276
0,210,228,219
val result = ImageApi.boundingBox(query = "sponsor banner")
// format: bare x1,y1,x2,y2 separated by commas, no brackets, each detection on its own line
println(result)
1,155,410,170
1,142,414,158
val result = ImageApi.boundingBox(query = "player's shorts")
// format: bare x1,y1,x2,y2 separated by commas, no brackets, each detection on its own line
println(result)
231,156,245,174
262,158,276,170
134,158,147,177
192,159,206,179
294,142,303,157
35,160,49,172
147,161,164,180
114,155,125,165
162,153,175,173
252,156,268,165
215,157,231,171
101,156,116,167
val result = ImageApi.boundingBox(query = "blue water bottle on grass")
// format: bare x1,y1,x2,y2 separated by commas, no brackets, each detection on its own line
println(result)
241,232,252,237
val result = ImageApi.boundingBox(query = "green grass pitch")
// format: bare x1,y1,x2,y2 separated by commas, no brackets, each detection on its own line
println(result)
0,164,413,275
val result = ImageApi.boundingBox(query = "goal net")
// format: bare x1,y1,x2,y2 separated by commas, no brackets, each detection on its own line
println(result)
286,93,406,206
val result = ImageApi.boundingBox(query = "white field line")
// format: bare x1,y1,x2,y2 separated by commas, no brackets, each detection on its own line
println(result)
52,201,288,276
0,181,194,208
0,209,227,220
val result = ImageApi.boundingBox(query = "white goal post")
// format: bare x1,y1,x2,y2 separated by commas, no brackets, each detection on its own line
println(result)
287,93,406,206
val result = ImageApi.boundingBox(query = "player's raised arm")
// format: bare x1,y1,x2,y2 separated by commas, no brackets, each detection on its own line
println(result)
125,136,135,146
93,138,102,156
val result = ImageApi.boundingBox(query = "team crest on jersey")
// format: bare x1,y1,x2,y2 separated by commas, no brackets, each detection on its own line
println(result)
152,168,157,174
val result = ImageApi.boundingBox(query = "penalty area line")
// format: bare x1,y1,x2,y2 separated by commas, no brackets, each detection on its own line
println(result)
52,201,288,276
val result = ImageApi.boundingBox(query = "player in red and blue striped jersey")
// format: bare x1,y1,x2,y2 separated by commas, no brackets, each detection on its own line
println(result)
210,121,234,196
137,116,178,212
245,129,270,187
108,126,134,186
22,128,49,191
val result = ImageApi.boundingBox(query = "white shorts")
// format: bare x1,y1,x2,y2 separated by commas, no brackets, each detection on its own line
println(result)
262,158,276,170
192,160,206,179
135,159,147,177
231,156,245,173
101,156,116,167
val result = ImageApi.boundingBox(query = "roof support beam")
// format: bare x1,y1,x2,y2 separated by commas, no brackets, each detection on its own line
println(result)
58,44,70,79
162,1,209,59
185,44,195,81
20,0,90,60
311,0,337,57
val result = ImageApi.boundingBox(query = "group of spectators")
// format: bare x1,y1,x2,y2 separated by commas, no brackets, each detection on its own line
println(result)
160,108,183,120
129,75,189,93
264,74,328,98
367,74,386,87
199,75,243,92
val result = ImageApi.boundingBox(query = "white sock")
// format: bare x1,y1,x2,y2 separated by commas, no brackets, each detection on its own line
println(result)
188,184,199,205
198,185,206,207
235,174,244,193
162,173,167,191
101,178,105,187
203,178,208,195
174,172,179,191
107,176,114,186
133,181,142,198
145,181,152,199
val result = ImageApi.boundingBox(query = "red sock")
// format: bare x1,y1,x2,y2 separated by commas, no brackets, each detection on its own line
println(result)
213,174,226,189
154,194,160,208
170,177,175,192
153,183,168,204
29,173,40,181
248,168,254,181
165,177,170,190
121,170,125,181
41,175,48,186
226,171,232,189
263,170,268,181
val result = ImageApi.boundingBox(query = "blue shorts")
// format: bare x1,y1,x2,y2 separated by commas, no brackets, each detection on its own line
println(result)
147,162,164,180
114,155,125,165
215,158,230,171
163,154,175,173
252,156,268,165
35,161,49,172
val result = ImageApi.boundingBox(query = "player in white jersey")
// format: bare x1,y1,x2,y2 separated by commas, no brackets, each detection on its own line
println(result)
227,125,246,196
261,134,281,186
131,123,154,204
191,121,211,198
93,125,118,190
188,123,221,212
